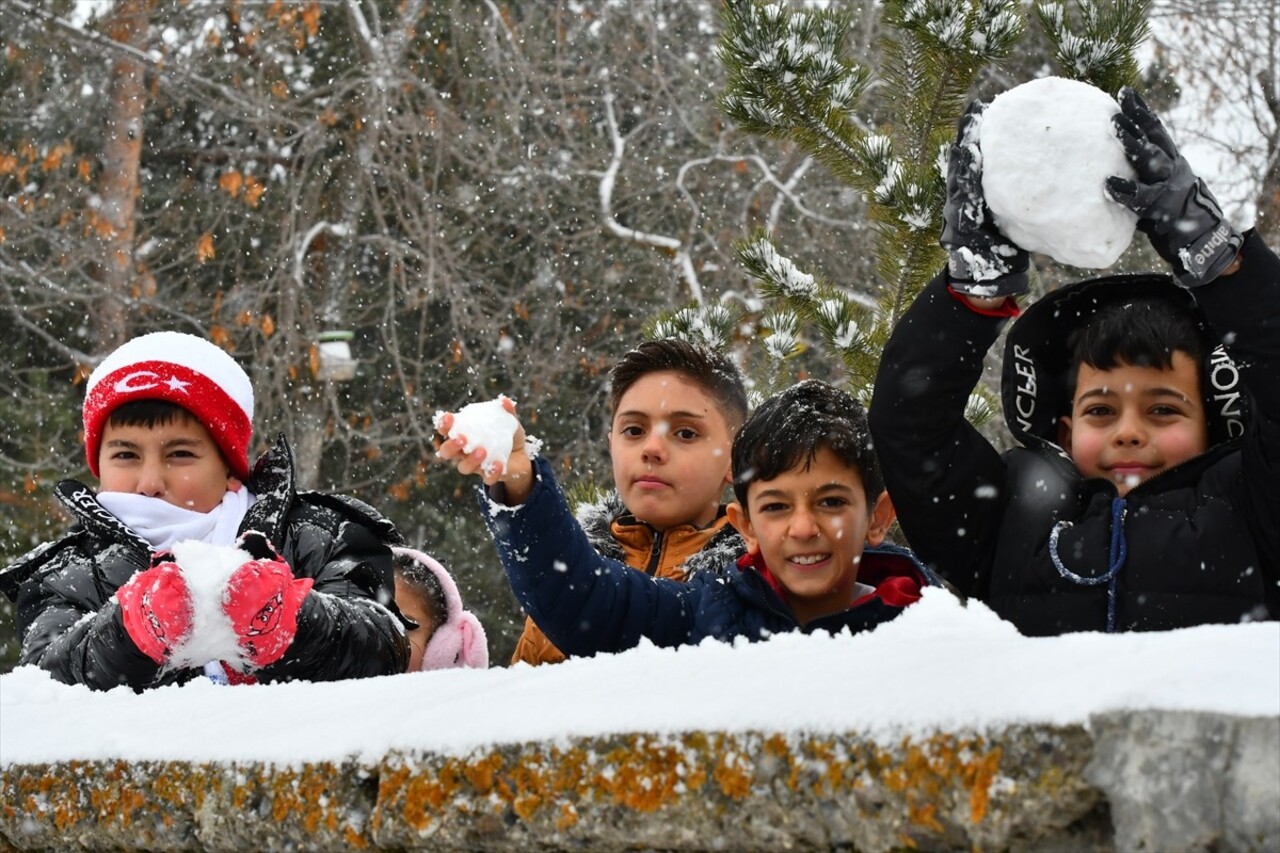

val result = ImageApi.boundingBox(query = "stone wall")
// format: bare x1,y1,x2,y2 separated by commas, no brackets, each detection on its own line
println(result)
2,710,1276,852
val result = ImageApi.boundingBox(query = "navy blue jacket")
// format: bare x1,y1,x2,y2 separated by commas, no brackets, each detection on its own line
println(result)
481,457,935,656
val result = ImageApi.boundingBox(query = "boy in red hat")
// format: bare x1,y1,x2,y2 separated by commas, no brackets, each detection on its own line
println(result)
1,331,408,690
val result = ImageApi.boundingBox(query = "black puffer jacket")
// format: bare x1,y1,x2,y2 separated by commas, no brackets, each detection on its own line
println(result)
870,231,1280,635
0,436,409,690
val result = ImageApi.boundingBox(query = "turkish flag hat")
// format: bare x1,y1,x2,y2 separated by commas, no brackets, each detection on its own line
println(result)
83,331,255,481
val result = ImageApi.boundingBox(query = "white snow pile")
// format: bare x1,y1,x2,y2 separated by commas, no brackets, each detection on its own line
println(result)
2,588,1276,768
162,540,250,671
434,396,520,476
982,76,1138,269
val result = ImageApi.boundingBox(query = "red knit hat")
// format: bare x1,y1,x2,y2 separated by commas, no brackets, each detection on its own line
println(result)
83,331,255,480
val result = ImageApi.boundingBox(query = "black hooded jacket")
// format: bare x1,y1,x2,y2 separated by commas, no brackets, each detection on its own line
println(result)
870,231,1280,635
0,436,409,690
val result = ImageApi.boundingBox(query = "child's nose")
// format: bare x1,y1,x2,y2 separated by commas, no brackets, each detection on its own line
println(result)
136,460,166,497
788,509,819,539
641,427,669,462
1111,411,1147,446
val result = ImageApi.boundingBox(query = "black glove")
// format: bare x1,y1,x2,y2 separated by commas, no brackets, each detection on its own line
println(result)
941,100,1030,298
1106,87,1242,286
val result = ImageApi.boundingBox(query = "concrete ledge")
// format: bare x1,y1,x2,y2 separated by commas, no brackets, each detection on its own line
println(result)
3,712,1276,851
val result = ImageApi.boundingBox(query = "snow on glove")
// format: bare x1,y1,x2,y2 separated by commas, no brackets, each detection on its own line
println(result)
940,99,1030,298
117,562,193,664
1106,87,1242,286
222,535,312,668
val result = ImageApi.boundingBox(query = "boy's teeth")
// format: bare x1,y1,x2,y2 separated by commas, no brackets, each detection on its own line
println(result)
791,554,827,565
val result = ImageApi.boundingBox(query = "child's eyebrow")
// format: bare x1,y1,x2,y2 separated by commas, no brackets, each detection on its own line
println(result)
1076,386,1193,402
616,409,708,421
753,482,855,500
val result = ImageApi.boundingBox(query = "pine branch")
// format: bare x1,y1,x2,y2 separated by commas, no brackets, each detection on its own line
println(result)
715,0,1150,406
1036,0,1151,93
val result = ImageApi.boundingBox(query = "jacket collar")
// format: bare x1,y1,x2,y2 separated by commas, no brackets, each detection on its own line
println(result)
735,544,933,609
53,480,152,555
242,434,297,548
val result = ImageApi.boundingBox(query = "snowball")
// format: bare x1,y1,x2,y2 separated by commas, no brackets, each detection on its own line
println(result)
981,77,1138,269
437,396,519,476
166,540,249,669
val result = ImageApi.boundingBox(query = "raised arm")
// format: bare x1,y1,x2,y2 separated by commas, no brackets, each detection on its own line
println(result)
1106,87,1280,603
869,101,1024,596
480,456,700,655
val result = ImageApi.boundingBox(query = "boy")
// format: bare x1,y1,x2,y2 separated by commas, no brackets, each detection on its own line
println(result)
508,339,749,665
869,88,1280,634
438,380,932,653
0,331,408,690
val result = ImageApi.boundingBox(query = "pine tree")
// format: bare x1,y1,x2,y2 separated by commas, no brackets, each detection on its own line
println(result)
660,0,1150,411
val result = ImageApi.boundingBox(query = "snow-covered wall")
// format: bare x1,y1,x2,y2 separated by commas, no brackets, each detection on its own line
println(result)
3,592,1278,850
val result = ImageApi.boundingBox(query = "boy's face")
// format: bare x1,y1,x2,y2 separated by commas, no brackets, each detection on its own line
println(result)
97,414,241,513
609,370,735,531
726,447,894,626
1058,352,1209,496
395,574,438,673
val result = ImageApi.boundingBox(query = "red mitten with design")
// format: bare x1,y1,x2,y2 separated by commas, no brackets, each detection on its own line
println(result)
117,562,193,664
223,556,313,668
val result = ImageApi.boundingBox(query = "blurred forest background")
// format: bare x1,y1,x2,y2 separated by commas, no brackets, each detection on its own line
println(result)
2,0,1276,669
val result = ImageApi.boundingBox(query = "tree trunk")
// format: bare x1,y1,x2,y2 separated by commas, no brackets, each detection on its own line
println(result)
94,0,149,355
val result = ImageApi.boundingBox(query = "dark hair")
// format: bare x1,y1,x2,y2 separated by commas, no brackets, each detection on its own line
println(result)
731,379,883,507
1068,297,1205,376
607,339,748,431
394,552,448,628
106,399,200,430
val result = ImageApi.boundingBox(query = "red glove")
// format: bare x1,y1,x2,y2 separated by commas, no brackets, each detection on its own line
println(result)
117,563,193,664
223,556,313,668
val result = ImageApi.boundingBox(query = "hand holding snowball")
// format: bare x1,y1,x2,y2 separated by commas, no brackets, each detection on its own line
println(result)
940,100,1030,299
435,396,536,504
1105,87,1243,285
117,562,194,664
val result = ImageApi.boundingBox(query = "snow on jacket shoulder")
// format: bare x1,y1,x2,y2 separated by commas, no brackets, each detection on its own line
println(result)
1,435,408,690
481,456,933,657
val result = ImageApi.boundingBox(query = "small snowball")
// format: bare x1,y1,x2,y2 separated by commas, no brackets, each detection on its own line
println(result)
444,396,520,475
982,77,1137,269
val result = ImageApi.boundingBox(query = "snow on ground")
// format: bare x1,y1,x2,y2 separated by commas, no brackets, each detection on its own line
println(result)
3,588,1276,768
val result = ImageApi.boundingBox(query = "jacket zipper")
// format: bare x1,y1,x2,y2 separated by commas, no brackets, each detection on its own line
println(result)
644,530,664,576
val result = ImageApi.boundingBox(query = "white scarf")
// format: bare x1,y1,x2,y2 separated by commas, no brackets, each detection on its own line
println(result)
98,488,256,552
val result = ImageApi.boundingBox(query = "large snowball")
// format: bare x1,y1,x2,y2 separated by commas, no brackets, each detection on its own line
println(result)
981,77,1138,269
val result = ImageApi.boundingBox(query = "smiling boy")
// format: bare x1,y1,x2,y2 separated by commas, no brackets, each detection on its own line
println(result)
438,380,932,654
869,89,1280,634
1,331,408,690
1058,300,1210,493
506,339,749,665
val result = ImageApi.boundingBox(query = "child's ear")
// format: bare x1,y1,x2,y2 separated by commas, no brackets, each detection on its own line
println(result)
865,492,895,547
725,501,760,555
227,471,243,493
1057,415,1074,452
